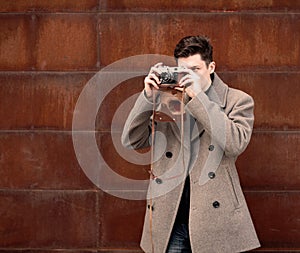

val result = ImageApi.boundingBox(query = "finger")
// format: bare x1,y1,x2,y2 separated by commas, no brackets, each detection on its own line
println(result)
174,87,184,92
150,66,164,76
146,79,160,90
179,74,192,84
150,63,163,74
177,68,193,75
145,75,160,88
179,79,193,88
148,73,161,84
154,62,163,68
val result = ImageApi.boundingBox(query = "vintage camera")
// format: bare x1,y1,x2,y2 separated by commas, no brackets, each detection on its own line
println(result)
158,66,186,86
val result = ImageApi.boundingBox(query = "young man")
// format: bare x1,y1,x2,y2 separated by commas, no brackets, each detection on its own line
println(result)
122,35,260,252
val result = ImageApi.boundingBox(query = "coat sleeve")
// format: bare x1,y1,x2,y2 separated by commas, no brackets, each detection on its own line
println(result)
121,91,157,149
186,89,254,157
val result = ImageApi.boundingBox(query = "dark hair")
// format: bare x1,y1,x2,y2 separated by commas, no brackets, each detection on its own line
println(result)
174,35,213,66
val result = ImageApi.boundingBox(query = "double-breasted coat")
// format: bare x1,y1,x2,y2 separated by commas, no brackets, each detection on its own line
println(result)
121,73,260,252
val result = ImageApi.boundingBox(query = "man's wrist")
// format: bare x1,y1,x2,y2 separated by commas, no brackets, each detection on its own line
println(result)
143,89,154,101
188,89,202,99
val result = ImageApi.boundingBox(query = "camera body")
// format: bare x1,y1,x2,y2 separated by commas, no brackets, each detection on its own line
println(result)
158,66,186,87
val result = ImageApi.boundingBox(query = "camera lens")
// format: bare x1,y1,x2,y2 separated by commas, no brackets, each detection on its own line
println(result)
160,72,172,82
160,71,177,84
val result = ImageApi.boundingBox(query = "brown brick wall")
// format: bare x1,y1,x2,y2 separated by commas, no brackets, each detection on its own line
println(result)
0,1,299,252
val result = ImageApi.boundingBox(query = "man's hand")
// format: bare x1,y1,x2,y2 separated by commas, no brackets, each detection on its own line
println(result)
175,69,211,98
144,62,163,98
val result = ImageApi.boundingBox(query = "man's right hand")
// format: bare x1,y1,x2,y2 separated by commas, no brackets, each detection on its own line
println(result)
144,62,163,98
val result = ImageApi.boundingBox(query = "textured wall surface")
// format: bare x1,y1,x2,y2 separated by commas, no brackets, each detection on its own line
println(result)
0,1,299,252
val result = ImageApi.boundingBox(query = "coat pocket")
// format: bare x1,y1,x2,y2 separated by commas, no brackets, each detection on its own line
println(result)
225,167,241,209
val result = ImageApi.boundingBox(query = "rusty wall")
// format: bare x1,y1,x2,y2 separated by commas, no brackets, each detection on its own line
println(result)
0,1,299,252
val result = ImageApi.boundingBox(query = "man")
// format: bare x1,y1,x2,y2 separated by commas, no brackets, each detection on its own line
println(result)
122,35,260,252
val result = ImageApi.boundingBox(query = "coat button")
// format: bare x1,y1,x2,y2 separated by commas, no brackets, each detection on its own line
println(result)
213,201,220,208
165,151,173,158
208,172,215,179
155,178,162,184
208,145,214,151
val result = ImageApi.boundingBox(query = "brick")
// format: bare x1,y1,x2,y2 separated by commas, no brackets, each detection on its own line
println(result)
99,0,300,12
246,192,300,249
237,132,300,191
219,72,300,130
0,0,99,12
98,13,300,71
0,14,98,71
98,132,150,180
0,132,95,190
73,131,149,197
35,14,98,70
99,191,145,248
96,77,145,131
0,190,98,248
0,73,93,130
0,15,32,70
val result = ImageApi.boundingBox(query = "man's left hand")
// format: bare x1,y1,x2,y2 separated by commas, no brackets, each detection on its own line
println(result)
175,69,210,98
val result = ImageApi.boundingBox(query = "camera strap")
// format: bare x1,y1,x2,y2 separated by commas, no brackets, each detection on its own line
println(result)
148,87,186,253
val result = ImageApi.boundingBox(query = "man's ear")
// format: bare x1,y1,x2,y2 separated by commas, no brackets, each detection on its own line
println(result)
209,61,216,73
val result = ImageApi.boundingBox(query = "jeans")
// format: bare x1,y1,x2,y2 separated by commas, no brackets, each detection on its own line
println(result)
166,223,192,253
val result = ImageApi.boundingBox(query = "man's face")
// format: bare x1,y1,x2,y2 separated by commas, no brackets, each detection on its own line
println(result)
177,54,215,87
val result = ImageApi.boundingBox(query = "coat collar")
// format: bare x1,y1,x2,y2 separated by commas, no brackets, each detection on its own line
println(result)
206,73,228,109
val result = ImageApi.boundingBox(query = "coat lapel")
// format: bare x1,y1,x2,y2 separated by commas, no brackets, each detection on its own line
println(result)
206,73,228,109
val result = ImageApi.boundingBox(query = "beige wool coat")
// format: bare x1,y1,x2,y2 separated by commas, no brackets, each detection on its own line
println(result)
122,73,260,253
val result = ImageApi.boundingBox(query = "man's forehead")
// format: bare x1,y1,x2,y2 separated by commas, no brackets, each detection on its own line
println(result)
178,54,206,67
